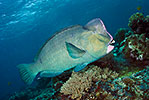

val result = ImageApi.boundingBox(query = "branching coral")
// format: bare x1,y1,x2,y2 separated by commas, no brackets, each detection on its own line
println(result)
60,65,119,99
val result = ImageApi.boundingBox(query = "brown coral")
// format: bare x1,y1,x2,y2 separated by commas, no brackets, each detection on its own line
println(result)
60,71,92,99
113,12,149,67
120,33,149,61
60,65,119,99
114,28,129,44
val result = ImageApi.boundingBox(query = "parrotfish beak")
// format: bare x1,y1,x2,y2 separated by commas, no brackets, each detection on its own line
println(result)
106,40,115,53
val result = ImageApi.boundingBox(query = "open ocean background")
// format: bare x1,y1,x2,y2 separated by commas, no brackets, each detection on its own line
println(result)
0,0,148,99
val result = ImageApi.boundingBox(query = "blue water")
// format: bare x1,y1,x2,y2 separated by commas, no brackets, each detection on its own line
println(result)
0,0,148,99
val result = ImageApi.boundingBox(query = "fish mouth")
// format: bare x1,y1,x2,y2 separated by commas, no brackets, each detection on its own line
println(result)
108,39,115,45
107,39,115,53
110,39,115,45
107,44,114,53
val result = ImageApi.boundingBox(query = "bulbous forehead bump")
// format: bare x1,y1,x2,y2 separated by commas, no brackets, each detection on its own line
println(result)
97,19,113,45
97,18,113,44
85,18,114,45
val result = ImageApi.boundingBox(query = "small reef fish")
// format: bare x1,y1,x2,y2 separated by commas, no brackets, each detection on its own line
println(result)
137,6,141,11
8,82,11,86
17,18,115,85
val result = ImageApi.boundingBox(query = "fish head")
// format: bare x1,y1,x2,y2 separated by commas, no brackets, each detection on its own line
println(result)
84,18,114,58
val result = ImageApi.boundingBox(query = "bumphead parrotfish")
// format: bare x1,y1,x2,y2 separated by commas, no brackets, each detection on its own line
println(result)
17,18,115,85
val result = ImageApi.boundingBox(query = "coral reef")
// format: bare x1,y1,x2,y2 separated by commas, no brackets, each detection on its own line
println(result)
60,65,119,99
119,33,149,61
128,12,149,35
9,80,56,100
60,66,149,100
113,12,149,65
95,67,149,100
114,28,129,44
9,71,72,100
9,12,149,100
9,60,149,100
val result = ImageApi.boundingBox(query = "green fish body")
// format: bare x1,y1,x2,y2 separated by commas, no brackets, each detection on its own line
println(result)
17,18,114,85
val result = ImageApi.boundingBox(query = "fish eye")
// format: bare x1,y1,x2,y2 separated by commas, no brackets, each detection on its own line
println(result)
83,26,90,30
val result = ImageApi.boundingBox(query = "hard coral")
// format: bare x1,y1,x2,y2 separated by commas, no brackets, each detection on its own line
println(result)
120,33,149,61
93,67,149,100
128,12,149,34
60,65,119,100
114,28,129,44
113,12,149,66
95,87,114,100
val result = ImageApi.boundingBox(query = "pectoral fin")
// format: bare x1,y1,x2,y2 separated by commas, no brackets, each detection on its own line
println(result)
74,63,88,72
65,42,86,59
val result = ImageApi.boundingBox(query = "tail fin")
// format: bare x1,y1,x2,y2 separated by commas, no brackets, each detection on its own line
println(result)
17,63,39,85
